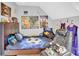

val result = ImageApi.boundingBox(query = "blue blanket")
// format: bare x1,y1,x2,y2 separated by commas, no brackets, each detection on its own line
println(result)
6,37,48,50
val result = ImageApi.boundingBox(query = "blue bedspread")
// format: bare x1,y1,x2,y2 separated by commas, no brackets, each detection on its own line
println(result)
6,37,48,50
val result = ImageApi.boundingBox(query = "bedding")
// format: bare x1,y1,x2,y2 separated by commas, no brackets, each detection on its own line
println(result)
6,37,49,50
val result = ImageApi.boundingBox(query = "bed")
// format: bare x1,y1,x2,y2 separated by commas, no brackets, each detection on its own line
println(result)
6,37,49,50
5,37,48,56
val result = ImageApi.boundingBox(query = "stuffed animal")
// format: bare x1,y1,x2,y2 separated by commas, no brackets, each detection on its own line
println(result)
8,36,17,46
43,28,55,41
15,33,23,42
44,31,49,36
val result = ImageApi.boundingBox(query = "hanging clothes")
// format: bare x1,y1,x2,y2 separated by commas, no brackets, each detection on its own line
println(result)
78,27,79,55
67,25,78,55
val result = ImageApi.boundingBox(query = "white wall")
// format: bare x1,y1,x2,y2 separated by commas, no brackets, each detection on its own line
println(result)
16,6,48,36
16,6,47,16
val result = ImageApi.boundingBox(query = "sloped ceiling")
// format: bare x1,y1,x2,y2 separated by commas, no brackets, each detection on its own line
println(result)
71,2,79,12
16,2,79,19
40,2,79,19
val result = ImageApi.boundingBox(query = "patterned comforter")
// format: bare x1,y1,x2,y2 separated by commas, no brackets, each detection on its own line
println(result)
6,37,48,50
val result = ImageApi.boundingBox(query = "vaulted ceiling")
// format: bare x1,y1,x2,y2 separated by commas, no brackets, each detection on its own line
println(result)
16,2,79,19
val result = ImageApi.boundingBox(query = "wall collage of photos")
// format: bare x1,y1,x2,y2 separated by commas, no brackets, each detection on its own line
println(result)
21,16,48,29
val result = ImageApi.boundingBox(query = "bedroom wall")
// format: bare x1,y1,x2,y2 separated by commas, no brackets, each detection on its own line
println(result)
16,6,50,36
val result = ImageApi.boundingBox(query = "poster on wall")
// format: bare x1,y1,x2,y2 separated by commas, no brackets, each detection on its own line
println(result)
1,3,11,17
21,16,39,29
40,16,48,28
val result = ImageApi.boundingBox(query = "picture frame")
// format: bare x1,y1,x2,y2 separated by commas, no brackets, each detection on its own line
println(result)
1,3,11,17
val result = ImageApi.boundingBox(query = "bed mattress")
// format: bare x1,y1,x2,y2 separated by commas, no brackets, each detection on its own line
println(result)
6,37,48,50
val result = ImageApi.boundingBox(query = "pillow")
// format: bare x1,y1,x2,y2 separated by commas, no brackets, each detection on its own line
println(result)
8,36,17,46
15,33,23,42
